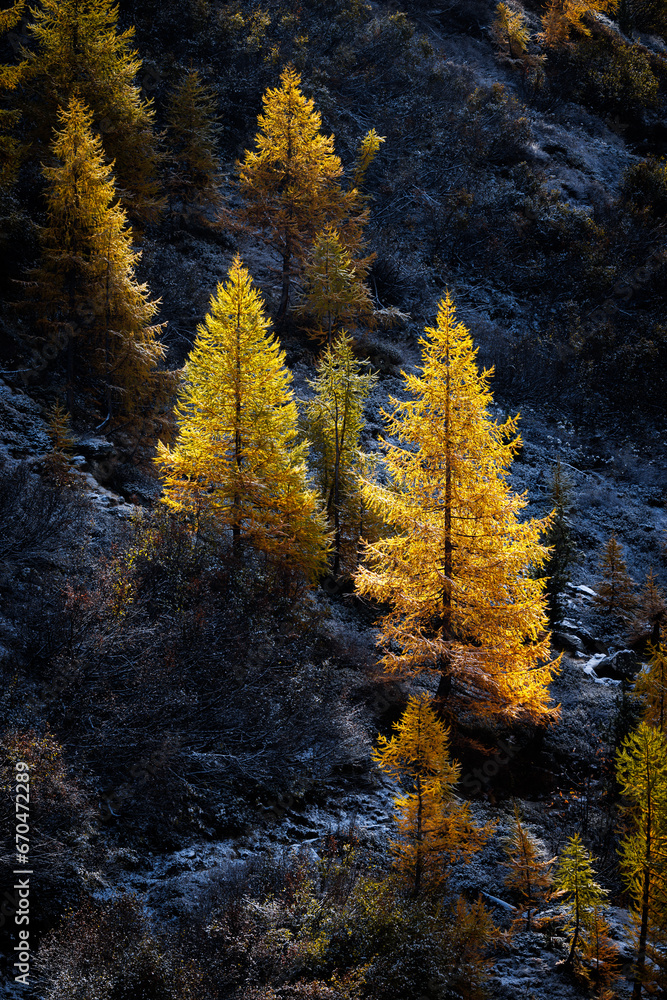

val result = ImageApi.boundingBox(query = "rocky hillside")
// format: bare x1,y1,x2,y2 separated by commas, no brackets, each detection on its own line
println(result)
1,0,667,996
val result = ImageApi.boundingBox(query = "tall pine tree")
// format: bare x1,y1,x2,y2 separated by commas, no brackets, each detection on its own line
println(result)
0,0,25,188
373,693,489,895
616,723,667,999
238,65,380,322
594,534,637,618
28,96,167,438
302,331,377,576
634,568,667,648
636,643,667,732
299,226,374,346
355,292,560,724
165,69,222,223
553,834,609,974
21,0,161,221
503,801,552,930
157,255,329,582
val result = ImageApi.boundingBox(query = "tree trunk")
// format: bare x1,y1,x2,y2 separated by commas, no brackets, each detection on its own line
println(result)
66,338,74,415
332,392,342,577
564,886,580,971
633,768,653,1000
414,773,422,896
277,239,292,325
232,302,243,553
438,330,453,702
633,870,651,1000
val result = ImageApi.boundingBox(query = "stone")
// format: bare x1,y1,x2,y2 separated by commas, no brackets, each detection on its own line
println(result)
74,436,115,460
551,631,585,655
560,619,608,654
594,649,640,680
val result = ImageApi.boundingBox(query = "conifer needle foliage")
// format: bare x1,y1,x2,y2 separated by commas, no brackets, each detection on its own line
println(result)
302,331,377,575
503,801,552,930
540,0,619,46
238,64,380,322
0,0,25,188
594,534,637,618
157,255,329,582
616,722,667,998
28,96,167,439
21,0,161,220
373,693,490,895
355,292,560,724
299,226,374,346
636,643,667,731
165,69,222,221
553,833,609,973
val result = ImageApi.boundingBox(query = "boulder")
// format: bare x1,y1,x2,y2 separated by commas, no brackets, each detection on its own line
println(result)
74,436,115,460
560,619,608,654
594,649,640,681
552,631,586,655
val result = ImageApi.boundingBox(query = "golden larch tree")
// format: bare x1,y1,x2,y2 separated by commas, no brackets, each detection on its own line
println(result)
0,0,25,188
636,643,667,731
299,225,374,346
540,0,618,46
28,96,167,438
553,833,609,974
355,292,560,724
351,127,385,191
634,567,667,648
157,255,329,582
492,2,530,57
503,801,552,930
580,904,620,995
372,692,490,895
165,69,222,222
616,722,667,999
238,65,381,322
21,0,161,221
594,534,637,618
302,331,377,576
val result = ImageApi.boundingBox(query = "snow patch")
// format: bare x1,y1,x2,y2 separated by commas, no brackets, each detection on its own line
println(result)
582,653,621,685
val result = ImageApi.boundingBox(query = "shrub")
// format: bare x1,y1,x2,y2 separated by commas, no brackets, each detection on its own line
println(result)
37,895,212,1000
0,457,90,563
461,84,531,166
622,157,667,220
574,36,659,116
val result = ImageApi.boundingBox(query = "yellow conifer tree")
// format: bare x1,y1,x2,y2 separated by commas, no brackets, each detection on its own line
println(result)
0,1,26,188
540,0,618,47
351,128,385,191
553,833,609,974
634,568,667,648
616,722,667,999
302,331,377,575
157,255,329,582
503,801,552,930
594,534,637,618
21,0,161,220
373,692,490,895
165,69,222,222
299,226,374,346
636,643,667,731
492,2,530,57
355,292,560,724
238,65,380,322
28,96,167,438
581,904,620,995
